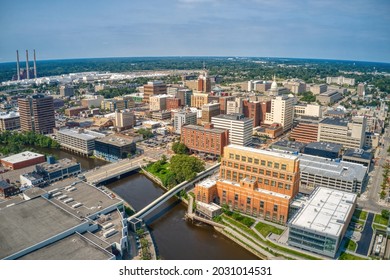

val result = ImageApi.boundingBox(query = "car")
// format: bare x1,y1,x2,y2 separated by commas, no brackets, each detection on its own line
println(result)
378,234,383,243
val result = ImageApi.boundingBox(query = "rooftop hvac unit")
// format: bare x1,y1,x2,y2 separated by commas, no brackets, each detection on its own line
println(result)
102,222,114,230
57,195,68,200
52,192,62,197
63,198,74,204
103,228,118,238
72,202,83,208
66,187,77,192
48,188,59,194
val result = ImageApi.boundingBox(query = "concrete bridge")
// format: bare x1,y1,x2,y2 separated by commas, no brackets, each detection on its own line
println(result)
84,156,153,185
128,163,220,221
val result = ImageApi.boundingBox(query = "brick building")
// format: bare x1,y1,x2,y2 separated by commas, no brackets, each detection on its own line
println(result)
1,151,46,170
166,97,181,110
143,81,167,103
181,124,229,157
195,145,300,223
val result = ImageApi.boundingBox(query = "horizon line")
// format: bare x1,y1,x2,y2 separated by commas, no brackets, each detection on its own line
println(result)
1,55,389,65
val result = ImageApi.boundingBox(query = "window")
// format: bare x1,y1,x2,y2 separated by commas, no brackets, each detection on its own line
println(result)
267,161,273,167
228,162,232,167
260,201,264,208
285,184,291,190
254,159,259,164
232,172,237,181
281,164,287,170
240,165,245,170
246,166,251,171
287,175,292,181
229,153,234,159
271,180,276,187
253,167,258,173
259,169,264,175
247,197,251,204
273,172,278,178
222,190,226,197
241,156,246,162
258,178,263,183
234,163,239,169
273,204,278,212
266,170,271,176
278,182,283,188
261,160,266,166
264,179,269,185
248,157,253,163
280,174,285,179
234,194,239,201
239,173,243,180
274,163,280,169
235,155,240,160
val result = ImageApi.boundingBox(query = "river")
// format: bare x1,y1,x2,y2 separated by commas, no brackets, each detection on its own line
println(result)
35,147,258,260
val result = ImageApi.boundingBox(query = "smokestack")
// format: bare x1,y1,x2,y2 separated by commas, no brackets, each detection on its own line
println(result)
25,50,30,80
33,49,37,78
16,50,20,81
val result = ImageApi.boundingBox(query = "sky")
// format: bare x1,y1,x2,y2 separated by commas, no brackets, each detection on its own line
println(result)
0,0,389,63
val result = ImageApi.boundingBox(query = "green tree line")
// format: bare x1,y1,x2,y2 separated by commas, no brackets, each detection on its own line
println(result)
0,131,60,156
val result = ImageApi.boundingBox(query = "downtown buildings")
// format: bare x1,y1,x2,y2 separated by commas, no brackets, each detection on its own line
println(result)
18,94,55,134
195,144,300,224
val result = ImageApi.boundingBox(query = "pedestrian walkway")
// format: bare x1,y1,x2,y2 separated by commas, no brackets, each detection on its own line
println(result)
356,212,374,255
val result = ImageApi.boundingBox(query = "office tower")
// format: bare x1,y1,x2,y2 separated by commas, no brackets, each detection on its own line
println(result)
317,117,366,149
357,83,365,97
115,110,136,130
18,94,55,134
173,110,197,134
59,85,75,97
143,81,167,103
243,100,261,127
197,72,211,93
265,95,294,132
177,89,192,106
211,114,253,146
191,92,209,108
201,103,220,123
149,94,168,111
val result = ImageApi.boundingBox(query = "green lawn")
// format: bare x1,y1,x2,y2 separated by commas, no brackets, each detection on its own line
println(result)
255,221,284,237
374,214,389,225
344,239,357,252
145,162,174,187
338,252,367,260
372,224,387,231
353,209,368,221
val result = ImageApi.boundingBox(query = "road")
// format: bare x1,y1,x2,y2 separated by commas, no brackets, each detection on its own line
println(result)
356,212,374,256
358,127,390,212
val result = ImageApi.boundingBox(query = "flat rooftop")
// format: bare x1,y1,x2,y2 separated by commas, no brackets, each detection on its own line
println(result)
96,135,135,147
305,142,342,153
343,148,372,160
320,117,349,127
289,187,357,237
197,178,217,189
0,197,85,259
38,158,80,172
1,151,44,164
212,113,251,122
17,233,114,260
57,128,105,141
197,201,221,211
298,154,367,182
0,111,19,119
227,144,299,160
183,124,228,134
272,140,306,150
47,181,122,219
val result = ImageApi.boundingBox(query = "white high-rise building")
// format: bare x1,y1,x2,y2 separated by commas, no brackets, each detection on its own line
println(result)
265,95,294,132
211,114,253,146
115,110,135,129
173,110,197,134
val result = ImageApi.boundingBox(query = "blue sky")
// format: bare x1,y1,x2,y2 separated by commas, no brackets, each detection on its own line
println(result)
0,0,389,62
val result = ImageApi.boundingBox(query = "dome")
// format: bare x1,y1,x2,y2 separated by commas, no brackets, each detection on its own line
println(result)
271,75,278,90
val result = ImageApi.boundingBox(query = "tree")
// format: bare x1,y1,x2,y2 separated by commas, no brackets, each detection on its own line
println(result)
169,154,205,183
137,128,154,139
172,142,189,154
381,209,390,220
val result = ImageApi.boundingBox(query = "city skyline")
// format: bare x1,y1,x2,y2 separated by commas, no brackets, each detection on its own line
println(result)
1,0,389,63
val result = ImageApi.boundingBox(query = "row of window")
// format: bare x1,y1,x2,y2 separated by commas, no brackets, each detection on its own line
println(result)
227,154,288,170
221,166,294,181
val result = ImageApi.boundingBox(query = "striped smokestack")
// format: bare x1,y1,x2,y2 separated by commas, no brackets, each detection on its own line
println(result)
33,49,37,78
16,50,20,81
26,50,30,80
